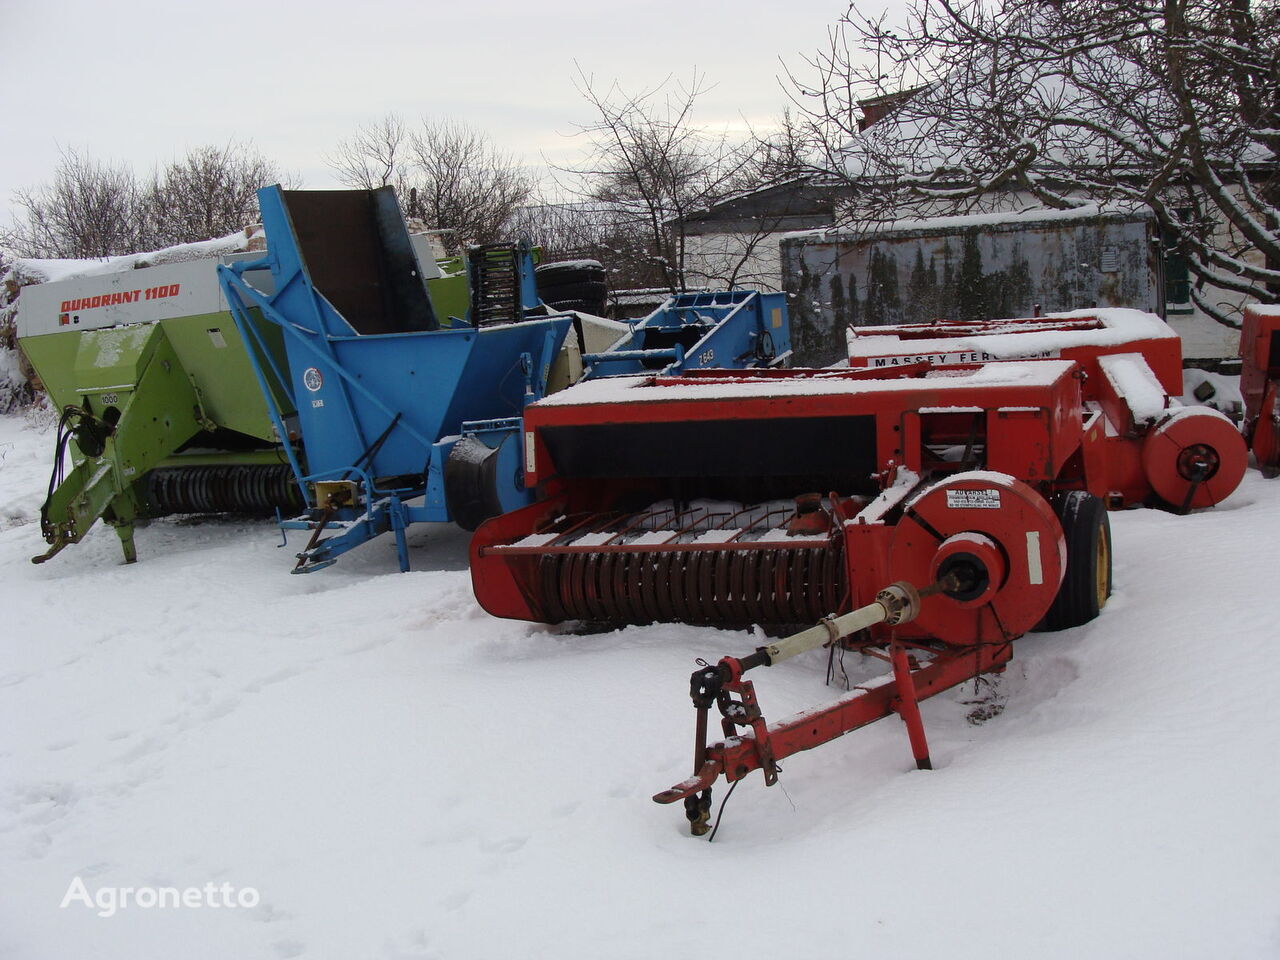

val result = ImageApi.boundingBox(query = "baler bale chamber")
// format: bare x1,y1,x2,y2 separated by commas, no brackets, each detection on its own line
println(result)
471,360,1109,635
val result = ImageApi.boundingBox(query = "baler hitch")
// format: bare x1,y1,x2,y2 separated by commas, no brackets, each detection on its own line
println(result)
659,572,1000,837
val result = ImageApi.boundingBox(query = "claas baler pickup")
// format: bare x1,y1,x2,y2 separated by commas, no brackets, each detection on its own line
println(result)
1239,304,1280,477
847,309,1247,510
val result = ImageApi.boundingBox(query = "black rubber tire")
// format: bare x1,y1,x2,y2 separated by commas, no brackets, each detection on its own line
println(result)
444,436,505,533
539,281,608,314
542,298,594,316
1039,490,1112,631
536,262,608,316
535,261,605,286
538,279,608,301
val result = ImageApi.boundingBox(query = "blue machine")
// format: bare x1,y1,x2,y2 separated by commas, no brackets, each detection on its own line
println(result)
219,185,791,573
582,289,789,377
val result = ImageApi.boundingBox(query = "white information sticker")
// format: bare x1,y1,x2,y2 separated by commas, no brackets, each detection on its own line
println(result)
945,488,1002,510
1026,530,1044,585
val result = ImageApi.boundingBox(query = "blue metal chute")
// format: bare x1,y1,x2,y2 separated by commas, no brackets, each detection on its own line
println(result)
217,185,571,572
581,290,791,378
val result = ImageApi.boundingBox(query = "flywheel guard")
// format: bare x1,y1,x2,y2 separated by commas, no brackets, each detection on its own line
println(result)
1141,407,1247,509
889,473,1065,644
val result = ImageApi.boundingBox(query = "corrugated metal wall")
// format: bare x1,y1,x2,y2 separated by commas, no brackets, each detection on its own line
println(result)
781,212,1162,366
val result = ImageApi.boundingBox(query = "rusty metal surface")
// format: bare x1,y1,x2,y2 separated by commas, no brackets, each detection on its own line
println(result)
782,211,1162,366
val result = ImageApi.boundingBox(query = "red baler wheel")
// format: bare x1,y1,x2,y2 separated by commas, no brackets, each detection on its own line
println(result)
1141,408,1247,509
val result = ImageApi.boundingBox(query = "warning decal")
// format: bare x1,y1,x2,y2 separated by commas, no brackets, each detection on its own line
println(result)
945,488,1002,509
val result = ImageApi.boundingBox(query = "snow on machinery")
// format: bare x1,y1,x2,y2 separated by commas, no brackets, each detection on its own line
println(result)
217,186,791,572
847,309,1248,511
1239,304,1280,477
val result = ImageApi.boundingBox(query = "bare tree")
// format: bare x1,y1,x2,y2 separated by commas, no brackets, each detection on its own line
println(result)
405,119,534,250
327,115,533,251
327,114,411,191
4,148,145,258
749,108,815,185
506,197,624,260
679,109,827,291
4,142,288,258
787,0,1280,326
565,69,775,293
142,142,284,248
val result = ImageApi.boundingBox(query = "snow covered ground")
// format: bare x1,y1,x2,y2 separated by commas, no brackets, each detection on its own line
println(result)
2,407,1279,959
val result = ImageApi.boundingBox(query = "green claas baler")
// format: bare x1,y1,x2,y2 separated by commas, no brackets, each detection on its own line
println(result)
20,246,296,563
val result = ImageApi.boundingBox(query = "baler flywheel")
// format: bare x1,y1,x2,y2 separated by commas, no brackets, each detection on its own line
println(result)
1140,408,1248,511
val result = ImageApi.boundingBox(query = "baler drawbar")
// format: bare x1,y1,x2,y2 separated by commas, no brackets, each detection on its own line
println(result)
655,575,1007,835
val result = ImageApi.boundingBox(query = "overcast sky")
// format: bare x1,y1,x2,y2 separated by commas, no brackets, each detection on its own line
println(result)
0,0,909,233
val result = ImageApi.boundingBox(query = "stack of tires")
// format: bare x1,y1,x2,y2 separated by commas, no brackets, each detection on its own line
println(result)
535,260,608,317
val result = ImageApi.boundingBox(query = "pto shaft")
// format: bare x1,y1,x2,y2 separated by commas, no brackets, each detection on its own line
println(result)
757,581,922,668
